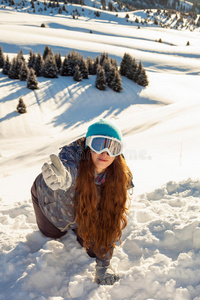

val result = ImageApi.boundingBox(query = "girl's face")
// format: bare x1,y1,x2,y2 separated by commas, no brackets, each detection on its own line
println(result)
91,151,115,174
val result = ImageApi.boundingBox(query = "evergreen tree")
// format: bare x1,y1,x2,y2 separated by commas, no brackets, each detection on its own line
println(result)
2,55,11,75
92,56,100,75
95,66,107,90
28,51,37,69
8,57,19,79
19,60,29,81
55,52,62,73
86,56,93,75
103,59,111,80
134,60,143,83
73,64,82,82
120,53,132,77
100,52,108,66
42,53,58,78
17,49,25,62
0,46,5,68
108,1,114,11
43,45,54,60
28,50,33,68
65,51,80,76
60,55,68,76
71,50,81,74
110,57,118,70
109,70,123,92
17,96,27,114
7,54,23,79
27,68,38,90
79,57,88,79
120,53,148,86
126,57,138,81
34,52,44,76
66,54,74,76
62,4,68,12
136,66,149,87
16,56,23,77
31,0,35,9
107,66,115,86
101,0,106,9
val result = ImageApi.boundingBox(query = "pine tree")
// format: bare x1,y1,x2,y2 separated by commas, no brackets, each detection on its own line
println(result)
0,46,5,68
100,52,108,66
101,0,106,10
103,59,111,80
126,58,138,81
107,66,116,86
95,66,107,90
136,67,149,87
8,57,18,79
42,53,58,78
17,97,27,114
120,53,132,77
60,55,68,76
70,50,81,75
16,56,24,78
64,51,80,76
110,58,118,70
55,52,62,73
135,60,143,83
17,50,25,62
43,45,54,60
28,51,37,69
34,52,44,76
92,56,100,75
27,68,38,90
110,70,123,92
86,57,93,75
120,53,127,76
73,64,82,81
28,50,33,68
19,60,29,81
79,58,88,79
2,55,11,75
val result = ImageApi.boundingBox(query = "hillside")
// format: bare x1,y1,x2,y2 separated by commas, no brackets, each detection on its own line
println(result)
0,0,199,31
1,2,200,299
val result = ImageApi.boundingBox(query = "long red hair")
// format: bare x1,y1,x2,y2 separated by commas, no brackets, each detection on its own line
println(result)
75,146,132,258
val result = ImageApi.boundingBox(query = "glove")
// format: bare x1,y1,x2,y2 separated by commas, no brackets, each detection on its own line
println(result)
42,154,71,191
95,264,119,285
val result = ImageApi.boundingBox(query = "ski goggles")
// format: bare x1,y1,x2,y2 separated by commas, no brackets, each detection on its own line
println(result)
86,135,123,157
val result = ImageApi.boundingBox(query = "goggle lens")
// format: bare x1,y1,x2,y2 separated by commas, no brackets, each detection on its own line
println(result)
91,137,122,156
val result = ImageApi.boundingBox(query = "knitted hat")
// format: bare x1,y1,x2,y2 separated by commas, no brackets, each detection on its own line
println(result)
86,118,122,141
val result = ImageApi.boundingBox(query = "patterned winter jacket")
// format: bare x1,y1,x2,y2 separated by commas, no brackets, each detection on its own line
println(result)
35,137,133,266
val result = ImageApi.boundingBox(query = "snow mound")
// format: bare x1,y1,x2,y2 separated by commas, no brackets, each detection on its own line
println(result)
1,178,200,299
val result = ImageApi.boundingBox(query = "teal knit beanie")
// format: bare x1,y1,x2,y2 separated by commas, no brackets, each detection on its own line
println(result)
86,119,122,141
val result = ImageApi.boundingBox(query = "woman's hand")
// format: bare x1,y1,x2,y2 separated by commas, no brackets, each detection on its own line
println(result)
42,154,71,191
95,264,119,285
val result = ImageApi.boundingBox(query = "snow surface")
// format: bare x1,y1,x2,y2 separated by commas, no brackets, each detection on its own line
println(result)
0,3,200,300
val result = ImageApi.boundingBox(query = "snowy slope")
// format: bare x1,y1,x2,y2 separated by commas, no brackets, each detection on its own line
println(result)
1,4,200,300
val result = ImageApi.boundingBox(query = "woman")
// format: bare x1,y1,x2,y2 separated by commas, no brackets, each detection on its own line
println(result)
31,118,133,285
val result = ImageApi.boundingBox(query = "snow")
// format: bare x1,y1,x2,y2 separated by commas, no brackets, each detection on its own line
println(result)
1,2,200,299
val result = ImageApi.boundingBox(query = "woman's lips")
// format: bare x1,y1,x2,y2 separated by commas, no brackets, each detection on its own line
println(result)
98,158,108,162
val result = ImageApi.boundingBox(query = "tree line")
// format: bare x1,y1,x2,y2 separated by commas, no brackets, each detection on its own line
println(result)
0,45,148,89
0,45,149,113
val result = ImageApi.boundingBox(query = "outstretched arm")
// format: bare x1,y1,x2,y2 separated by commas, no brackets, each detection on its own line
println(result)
42,154,72,191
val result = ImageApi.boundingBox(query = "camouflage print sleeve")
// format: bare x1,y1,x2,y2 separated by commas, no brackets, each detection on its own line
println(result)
58,138,85,188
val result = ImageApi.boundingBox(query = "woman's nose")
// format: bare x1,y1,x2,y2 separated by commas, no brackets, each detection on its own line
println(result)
101,151,109,157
